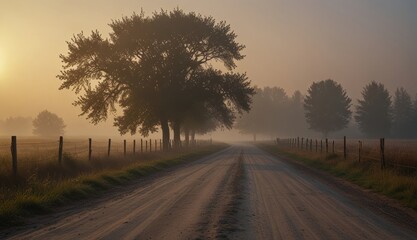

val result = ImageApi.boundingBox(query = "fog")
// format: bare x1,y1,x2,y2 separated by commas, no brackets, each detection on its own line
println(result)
0,0,416,140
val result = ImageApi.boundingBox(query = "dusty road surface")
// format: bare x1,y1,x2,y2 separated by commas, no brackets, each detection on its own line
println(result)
2,144,417,239
242,146,417,240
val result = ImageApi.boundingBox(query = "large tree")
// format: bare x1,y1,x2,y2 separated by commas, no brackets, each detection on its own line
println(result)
58,9,253,150
304,79,352,138
33,110,66,136
355,81,392,138
392,88,414,138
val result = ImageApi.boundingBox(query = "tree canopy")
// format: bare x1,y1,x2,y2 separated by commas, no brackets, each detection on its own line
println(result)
58,9,254,150
413,95,417,137
235,87,309,139
392,88,414,138
304,79,352,138
0,117,32,136
355,81,392,138
33,110,66,136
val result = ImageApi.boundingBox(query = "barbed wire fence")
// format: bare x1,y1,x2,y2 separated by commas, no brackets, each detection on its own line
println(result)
276,136,417,171
0,136,212,179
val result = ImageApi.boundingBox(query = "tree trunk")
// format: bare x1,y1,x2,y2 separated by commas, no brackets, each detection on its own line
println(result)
161,119,170,151
191,130,196,146
173,121,181,149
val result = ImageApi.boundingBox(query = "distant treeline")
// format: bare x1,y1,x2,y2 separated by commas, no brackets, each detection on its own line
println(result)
236,80,417,139
0,110,65,137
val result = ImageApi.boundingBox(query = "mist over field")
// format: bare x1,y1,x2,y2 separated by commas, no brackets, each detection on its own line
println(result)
2,2,417,239
0,0,416,140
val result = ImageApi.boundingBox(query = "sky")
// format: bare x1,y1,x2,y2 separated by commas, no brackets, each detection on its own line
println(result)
0,0,416,138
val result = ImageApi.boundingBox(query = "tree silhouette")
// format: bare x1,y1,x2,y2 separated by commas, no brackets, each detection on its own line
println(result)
355,82,392,138
413,95,417,138
182,116,218,146
287,91,309,137
33,110,66,136
235,88,313,139
392,88,414,138
0,116,32,136
304,79,352,138
235,87,288,141
58,9,253,150
235,87,267,141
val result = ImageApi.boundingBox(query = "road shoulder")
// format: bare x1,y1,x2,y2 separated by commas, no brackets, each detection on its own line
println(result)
258,144,417,233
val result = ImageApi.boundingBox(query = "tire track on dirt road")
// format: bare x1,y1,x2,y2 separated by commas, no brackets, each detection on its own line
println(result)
3,147,243,240
242,145,417,240
3,144,417,240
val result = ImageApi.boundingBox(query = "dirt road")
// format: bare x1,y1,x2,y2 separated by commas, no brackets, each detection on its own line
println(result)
243,146,417,239
3,144,417,239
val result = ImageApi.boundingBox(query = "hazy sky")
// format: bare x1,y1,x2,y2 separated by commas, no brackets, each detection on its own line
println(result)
0,0,416,137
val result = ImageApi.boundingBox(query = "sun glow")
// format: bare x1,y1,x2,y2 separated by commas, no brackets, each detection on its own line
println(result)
0,47,5,76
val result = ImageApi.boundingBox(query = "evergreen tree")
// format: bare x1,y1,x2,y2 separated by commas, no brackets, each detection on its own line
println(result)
304,79,352,138
355,82,392,138
392,88,414,138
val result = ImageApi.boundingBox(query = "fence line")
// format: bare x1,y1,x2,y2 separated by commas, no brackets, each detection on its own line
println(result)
277,136,417,171
0,136,211,178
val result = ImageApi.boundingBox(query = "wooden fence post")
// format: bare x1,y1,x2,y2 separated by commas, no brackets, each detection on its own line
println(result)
358,140,362,162
124,139,126,156
343,136,347,160
325,138,328,154
108,138,111,157
141,139,143,153
58,136,63,164
88,138,92,161
133,140,136,155
315,139,318,152
380,138,385,169
11,136,17,178
150,139,152,152
146,140,148,152
332,140,334,154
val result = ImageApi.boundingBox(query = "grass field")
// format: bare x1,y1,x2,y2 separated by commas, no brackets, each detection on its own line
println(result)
0,138,227,227
261,141,417,210
0,137,210,184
